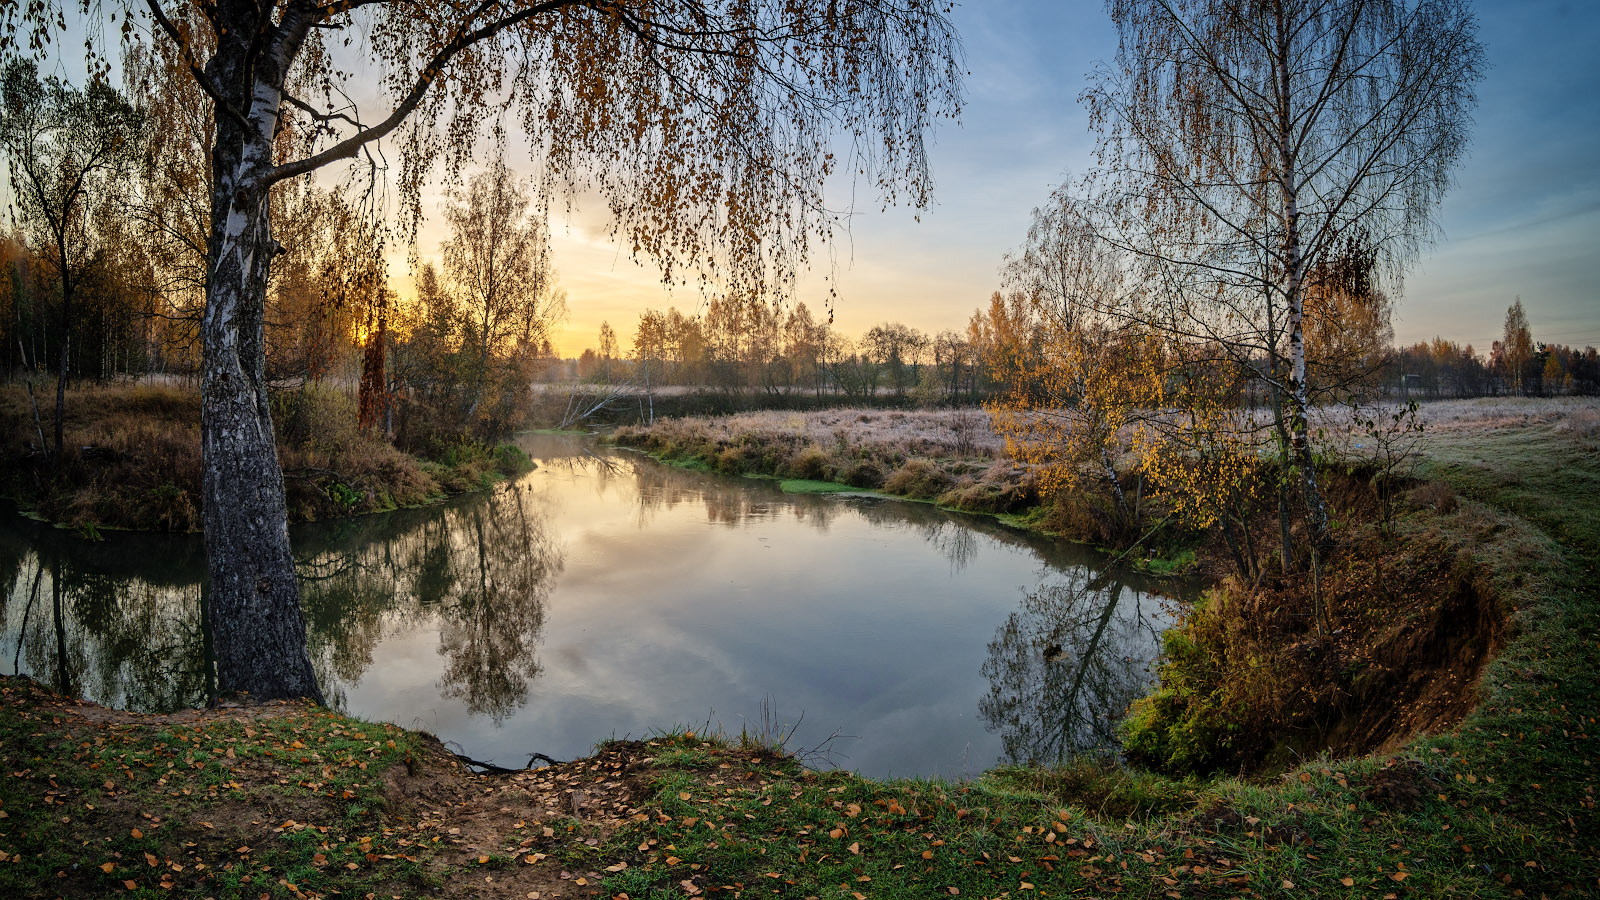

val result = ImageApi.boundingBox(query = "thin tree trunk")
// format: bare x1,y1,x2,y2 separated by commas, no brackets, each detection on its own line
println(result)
17,333,49,455
1277,40,1331,550
53,232,70,468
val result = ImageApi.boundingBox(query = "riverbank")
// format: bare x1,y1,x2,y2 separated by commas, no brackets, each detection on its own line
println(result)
1,399,1594,898
611,408,1198,570
0,383,530,532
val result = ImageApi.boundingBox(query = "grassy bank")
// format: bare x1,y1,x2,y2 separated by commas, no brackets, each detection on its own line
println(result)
1,399,1595,898
0,383,531,532
612,408,1168,562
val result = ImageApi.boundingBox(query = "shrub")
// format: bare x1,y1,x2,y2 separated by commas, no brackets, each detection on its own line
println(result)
841,459,884,488
786,445,832,481
883,458,954,499
1408,480,1458,513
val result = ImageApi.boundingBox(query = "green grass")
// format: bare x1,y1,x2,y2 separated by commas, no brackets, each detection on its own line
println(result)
777,478,860,495
0,689,434,899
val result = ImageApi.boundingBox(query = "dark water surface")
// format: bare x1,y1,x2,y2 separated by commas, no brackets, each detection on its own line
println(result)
1,434,1180,779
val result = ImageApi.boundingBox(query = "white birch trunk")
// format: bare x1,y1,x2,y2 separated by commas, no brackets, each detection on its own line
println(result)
199,7,323,703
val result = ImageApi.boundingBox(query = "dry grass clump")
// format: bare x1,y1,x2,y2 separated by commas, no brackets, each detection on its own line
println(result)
616,408,1001,491
619,407,1006,463
1553,405,1600,450
0,383,524,532
882,458,954,499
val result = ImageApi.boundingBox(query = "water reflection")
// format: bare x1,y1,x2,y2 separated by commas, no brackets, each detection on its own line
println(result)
2,484,560,721
298,484,562,721
978,573,1168,766
0,526,210,711
2,435,1182,777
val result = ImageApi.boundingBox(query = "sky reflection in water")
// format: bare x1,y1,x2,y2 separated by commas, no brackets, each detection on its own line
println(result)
0,434,1180,779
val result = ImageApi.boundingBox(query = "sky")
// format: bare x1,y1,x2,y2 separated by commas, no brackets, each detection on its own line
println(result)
34,1,1600,357
498,0,1599,357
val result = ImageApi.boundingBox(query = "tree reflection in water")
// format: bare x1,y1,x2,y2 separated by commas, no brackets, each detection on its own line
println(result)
296,483,562,722
1,483,562,721
3,439,1174,775
979,571,1167,765
0,526,211,711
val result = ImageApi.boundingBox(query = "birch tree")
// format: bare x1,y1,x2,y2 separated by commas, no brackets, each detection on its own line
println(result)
1076,0,1483,549
4,1,961,702
441,157,564,423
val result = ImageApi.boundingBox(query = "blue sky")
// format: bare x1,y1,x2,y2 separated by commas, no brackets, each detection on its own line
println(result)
541,0,1600,354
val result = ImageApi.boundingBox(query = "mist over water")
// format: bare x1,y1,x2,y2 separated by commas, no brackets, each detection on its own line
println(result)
1,433,1180,778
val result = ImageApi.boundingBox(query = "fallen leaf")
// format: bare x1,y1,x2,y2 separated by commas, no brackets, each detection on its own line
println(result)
848,842,860,855
1283,880,1295,889
100,862,115,874
1340,877,1355,887
131,828,143,839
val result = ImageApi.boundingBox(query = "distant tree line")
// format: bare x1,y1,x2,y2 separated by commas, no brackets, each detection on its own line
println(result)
563,293,1596,407
566,298,995,404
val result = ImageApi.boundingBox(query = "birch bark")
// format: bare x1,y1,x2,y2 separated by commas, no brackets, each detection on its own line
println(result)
199,2,322,702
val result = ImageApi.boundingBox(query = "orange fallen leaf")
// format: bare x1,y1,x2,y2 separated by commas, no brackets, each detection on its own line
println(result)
848,842,860,855
1340,877,1355,887
130,828,143,839
100,862,115,874
922,850,934,860
1283,880,1295,889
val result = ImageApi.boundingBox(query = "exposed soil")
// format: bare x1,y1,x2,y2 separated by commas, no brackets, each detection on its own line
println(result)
1127,483,1511,775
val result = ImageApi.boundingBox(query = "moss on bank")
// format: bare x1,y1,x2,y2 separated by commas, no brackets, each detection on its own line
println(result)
0,384,531,532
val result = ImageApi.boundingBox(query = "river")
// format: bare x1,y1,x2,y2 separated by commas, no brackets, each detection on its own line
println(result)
0,433,1179,779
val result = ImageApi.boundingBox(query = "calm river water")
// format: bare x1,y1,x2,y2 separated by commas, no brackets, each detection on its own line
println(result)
0,433,1179,779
